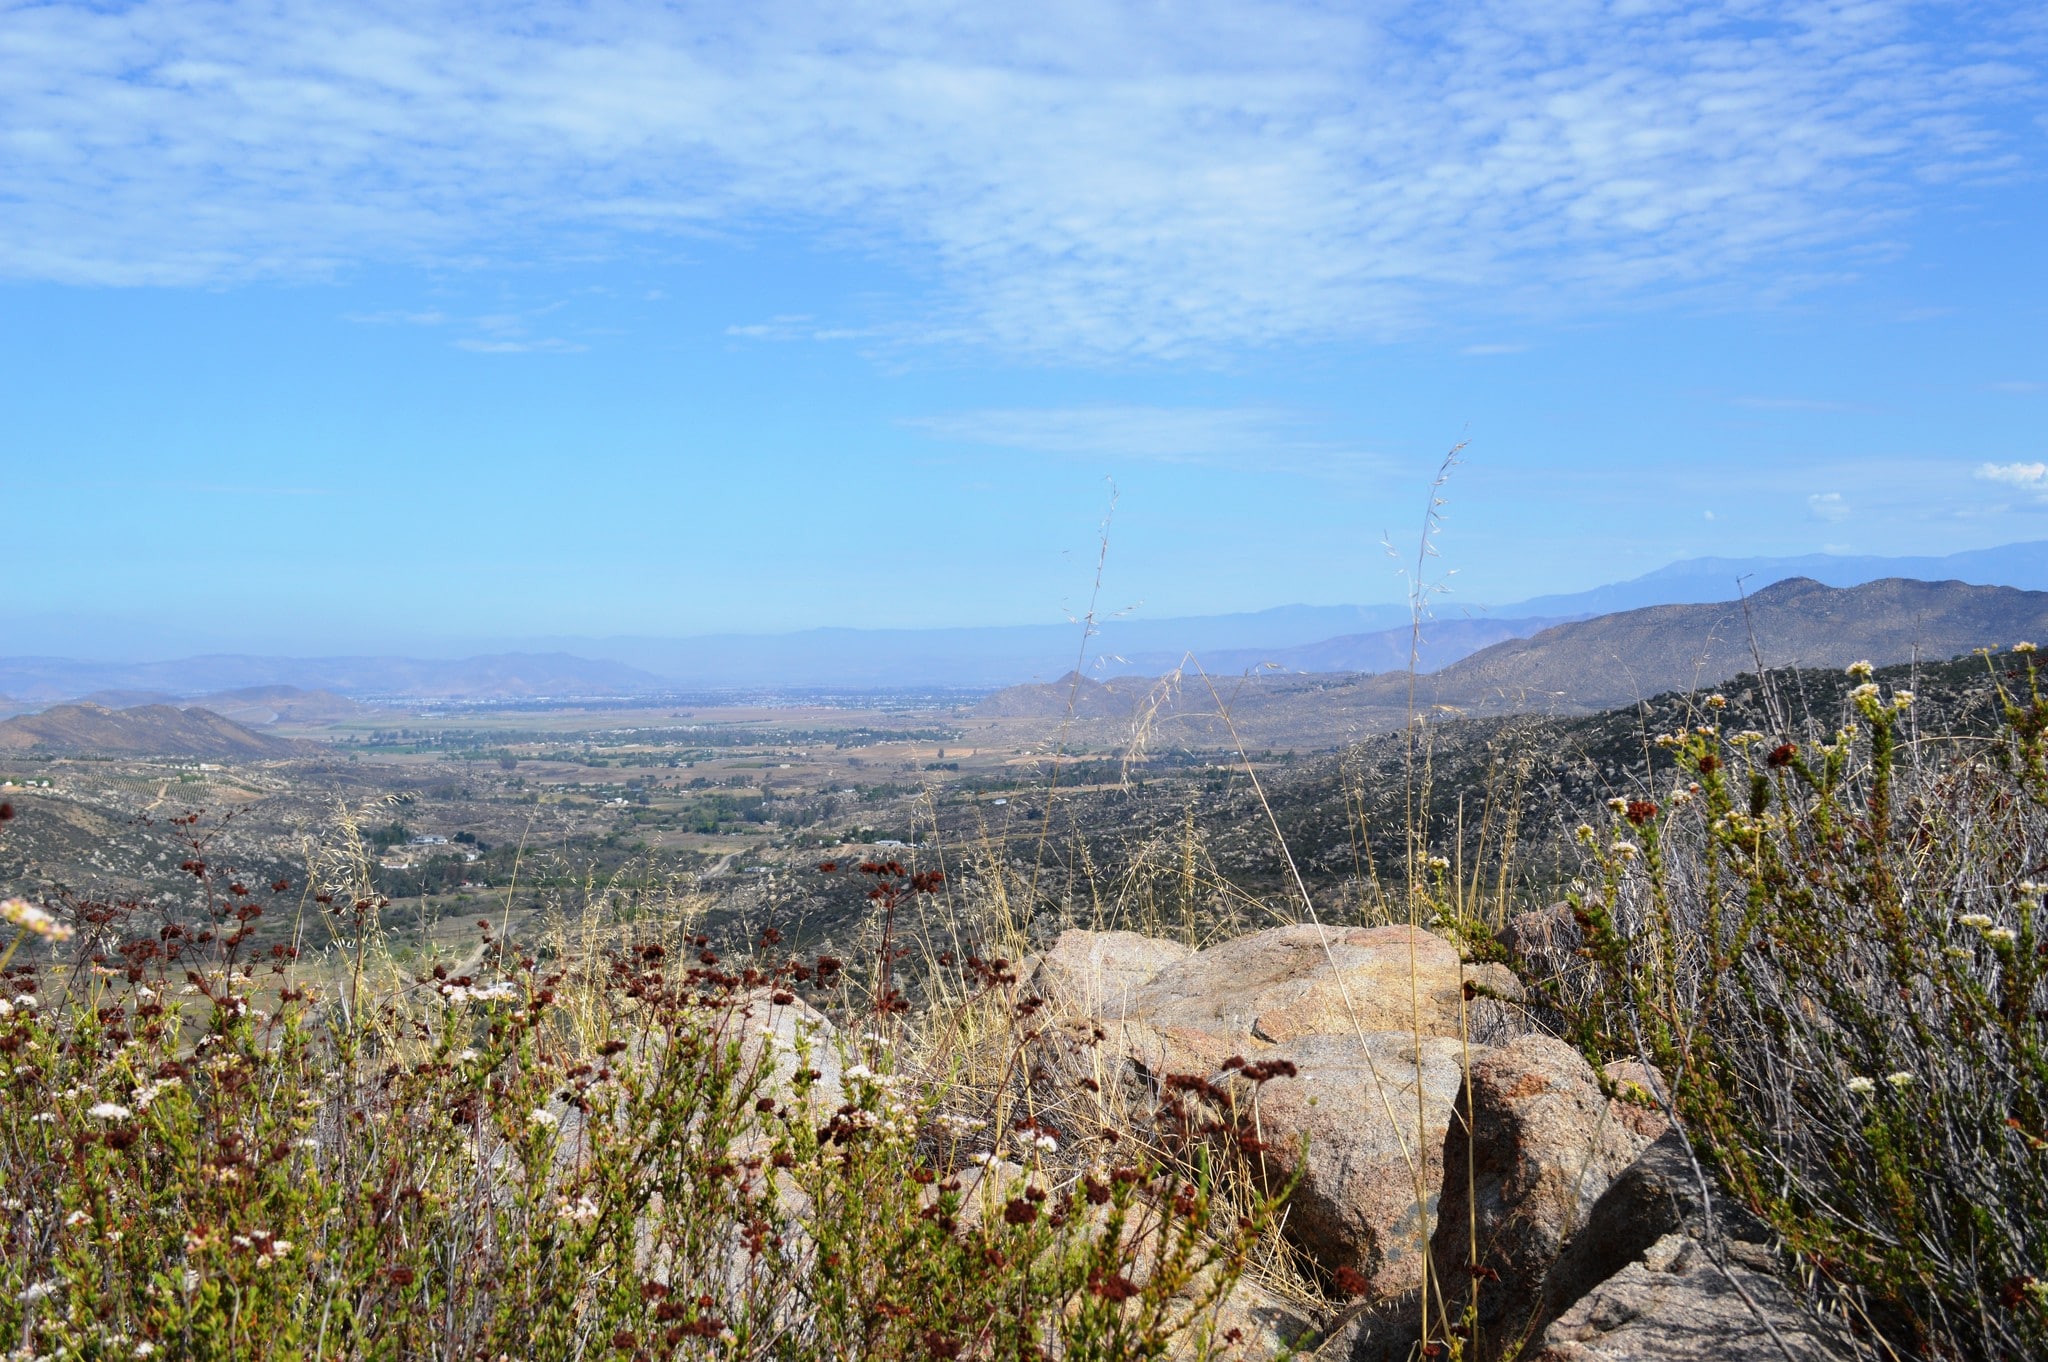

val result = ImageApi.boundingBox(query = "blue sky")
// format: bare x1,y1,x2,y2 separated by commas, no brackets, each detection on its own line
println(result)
3,0,2046,656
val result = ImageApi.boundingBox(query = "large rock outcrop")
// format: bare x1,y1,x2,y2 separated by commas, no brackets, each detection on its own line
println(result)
1429,1035,1659,1360
1232,1032,1475,1296
1526,1233,1844,1362
1533,1126,1776,1335
1123,924,1474,1044
1028,928,1195,1020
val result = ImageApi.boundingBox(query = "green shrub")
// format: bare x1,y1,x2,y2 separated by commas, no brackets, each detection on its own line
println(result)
0,872,1288,1360
1567,653,2048,1359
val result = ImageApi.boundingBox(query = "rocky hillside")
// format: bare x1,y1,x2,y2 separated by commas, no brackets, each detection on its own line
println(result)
0,702,305,758
1428,574,2048,712
970,576,2048,749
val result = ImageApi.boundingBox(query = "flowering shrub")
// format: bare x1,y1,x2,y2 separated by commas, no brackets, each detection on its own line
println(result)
1567,651,2048,1359
0,843,1288,1359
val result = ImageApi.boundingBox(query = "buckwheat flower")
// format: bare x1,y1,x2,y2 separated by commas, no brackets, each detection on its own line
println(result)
1846,1076,1876,1096
1847,660,1874,679
1575,823,1595,840
1706,693,1727,709
1892,690,1914,707
295,1137,321,1151
1849,683,1880,702
557,1196,600,1225
88,1102,132,1121
64,1210,89,1227
1987,927,2018,944
18,1281,55,1305
527,1108,559,1129
1426,855,1450,871
0,898,72,942
1947,946,1972,959
843,1063,876,1082
2021,881,2042,895
1958,914,1994,930
1606,797,1628,814
2017,642,2038,655
1885,1071,1914,1089
1611,841,1639,861
455,1048,480,1063
12,995,36,1010
1032,1132,1059,1153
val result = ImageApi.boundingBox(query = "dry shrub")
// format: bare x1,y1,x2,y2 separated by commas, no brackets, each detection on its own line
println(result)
1567,655,2048,1359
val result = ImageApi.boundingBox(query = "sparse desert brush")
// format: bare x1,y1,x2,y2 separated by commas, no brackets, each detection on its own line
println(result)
1566,651,2048,1359
0,820,1291,1360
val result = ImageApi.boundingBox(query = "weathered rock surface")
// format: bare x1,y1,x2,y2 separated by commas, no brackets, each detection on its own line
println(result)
1234,1032,1476,1297
1024,1013,1238,1142
1598,1059,1672,1143
1526,1233,1845,1361
1498,902,1582,982
1431,1035,1659,1360
1127,924,1472,1044
1534,1126,1776,1336
736,989,844,1113
1175,1273,1318,1362
1029,928,1194,1019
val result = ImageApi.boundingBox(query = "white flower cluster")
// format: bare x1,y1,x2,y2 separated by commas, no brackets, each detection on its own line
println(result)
132,1076,181,1111
230,1231,292,1268
1958,914,2018,943
556,1195,600,1226
0,898,72,942
440,980,518,1004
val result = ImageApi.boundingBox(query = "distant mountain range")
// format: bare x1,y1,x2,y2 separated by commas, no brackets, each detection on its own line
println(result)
972,576,2048,745
0,654,667,707
4,541,2045,703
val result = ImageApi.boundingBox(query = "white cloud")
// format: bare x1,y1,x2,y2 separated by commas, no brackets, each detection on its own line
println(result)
1977,461,2048,495
1731,396,1859,414
1807,491,1850,522
726,315,877,343
907,405,1379,475
0,1,2039,358
344,310,447,326
452,337,588,354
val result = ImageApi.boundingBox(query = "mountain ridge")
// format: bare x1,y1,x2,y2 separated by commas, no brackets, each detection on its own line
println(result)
4,543,2045,700
0,703,308,759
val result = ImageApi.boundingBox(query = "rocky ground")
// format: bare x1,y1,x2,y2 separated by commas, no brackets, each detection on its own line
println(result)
998,918,1856,1360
